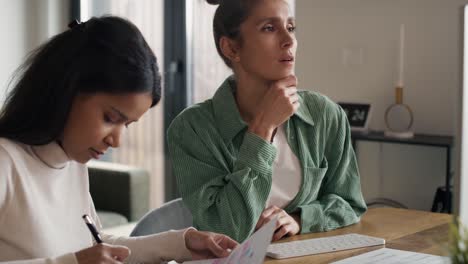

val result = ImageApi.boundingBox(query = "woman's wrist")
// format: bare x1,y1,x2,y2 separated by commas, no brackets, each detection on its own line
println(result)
247,120,275,142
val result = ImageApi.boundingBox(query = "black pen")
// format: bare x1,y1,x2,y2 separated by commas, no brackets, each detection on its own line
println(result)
82,214,103,244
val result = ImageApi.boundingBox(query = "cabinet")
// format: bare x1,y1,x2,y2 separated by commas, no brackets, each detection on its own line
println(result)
351,131,453,212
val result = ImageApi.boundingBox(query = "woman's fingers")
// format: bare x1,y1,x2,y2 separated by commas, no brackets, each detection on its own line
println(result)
272,222,299,242
75,244,130,264
256,207,301,241
109,245,131,261
256,206,282,230
205,234,239,258
271,211,301,241
207,237,229,258
217,235,239,250
185,230,238,260
274,75,298,89
273,225,290,241
286,87,298,96
275,211,290,230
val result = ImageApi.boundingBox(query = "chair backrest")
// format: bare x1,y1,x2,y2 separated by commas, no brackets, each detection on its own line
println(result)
130,198,193,237
88,160,149,223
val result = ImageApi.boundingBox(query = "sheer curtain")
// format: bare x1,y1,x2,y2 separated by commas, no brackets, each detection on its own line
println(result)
190,0,231,103
82,0,165,209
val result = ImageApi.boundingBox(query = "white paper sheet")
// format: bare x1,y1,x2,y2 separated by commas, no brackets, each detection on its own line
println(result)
183,217,277,264
331,248,451,264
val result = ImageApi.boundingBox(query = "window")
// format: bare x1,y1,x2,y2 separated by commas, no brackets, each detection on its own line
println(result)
190,0,231,103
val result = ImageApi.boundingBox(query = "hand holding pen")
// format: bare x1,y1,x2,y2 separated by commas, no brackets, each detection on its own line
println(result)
74,214,130,264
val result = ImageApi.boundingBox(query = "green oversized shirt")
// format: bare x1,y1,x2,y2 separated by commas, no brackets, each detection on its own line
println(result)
167,76,367,242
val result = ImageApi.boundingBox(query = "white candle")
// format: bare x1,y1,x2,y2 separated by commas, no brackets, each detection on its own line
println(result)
398,24,405,88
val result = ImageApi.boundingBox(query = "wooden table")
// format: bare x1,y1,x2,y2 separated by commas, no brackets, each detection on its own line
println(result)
264,208,452,263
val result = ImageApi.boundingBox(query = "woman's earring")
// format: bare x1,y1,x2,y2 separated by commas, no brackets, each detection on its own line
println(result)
234,56,240,62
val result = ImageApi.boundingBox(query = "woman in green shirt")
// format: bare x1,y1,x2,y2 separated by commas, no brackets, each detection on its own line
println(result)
167,0,367,242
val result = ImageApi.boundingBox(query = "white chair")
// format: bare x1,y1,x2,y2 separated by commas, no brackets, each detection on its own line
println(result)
130,198,193,236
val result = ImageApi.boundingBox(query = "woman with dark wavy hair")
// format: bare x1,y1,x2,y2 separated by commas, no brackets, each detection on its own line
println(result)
0,16,236,264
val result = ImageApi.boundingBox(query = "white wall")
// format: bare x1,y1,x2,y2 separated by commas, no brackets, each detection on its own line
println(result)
296,0,468,210
0,0,69,103
0,0,36,102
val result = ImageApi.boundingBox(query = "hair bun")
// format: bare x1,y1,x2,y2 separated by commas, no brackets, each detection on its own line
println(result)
206,0,220,5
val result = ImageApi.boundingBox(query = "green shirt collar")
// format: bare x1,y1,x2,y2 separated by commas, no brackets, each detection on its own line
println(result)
295,94,316,127
212,76,315,142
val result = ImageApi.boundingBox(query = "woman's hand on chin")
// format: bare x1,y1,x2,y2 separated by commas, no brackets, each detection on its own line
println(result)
248,75,299,142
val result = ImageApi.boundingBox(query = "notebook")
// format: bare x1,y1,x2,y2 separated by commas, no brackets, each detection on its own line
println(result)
183,217,277,264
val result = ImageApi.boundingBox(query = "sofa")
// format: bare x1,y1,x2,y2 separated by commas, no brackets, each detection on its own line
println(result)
87,160,150,228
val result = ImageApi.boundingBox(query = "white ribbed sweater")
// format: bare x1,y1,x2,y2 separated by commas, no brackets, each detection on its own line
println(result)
0,138,191,264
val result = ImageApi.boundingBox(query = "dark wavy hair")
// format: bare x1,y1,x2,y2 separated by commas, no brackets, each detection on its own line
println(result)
0,16,161,145
206,0,259,68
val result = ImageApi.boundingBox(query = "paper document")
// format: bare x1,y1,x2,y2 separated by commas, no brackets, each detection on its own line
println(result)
331,248,451,264
183,217,277,264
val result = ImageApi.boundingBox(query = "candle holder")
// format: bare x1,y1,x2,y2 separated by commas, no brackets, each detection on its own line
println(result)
384,86,414,138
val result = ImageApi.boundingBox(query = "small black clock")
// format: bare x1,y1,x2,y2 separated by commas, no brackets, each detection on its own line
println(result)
337,102,372,132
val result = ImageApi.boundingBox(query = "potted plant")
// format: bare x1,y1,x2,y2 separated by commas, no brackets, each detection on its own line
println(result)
450,217,468,263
